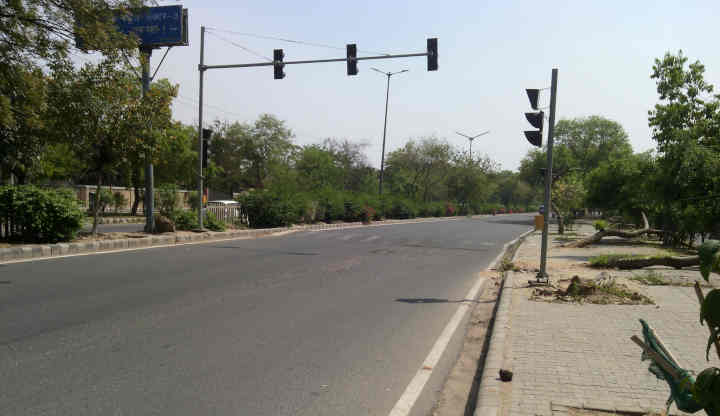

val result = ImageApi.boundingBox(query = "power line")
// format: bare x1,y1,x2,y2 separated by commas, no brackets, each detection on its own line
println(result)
206,32,272,62
206,27,391,56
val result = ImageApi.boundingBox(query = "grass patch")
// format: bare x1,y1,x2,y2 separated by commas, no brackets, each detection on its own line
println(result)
497,258,518,272
630,271,668,285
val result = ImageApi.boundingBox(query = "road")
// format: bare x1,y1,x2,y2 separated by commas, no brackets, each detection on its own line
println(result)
0,215,532,416
82,222,145,233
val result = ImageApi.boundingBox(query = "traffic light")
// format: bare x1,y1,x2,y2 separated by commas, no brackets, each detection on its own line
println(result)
526,89,539,110
346,44,358,75
524,87,543,147
273,49,285,79
524,111,543,147
202,128,212,169
427,38,438,71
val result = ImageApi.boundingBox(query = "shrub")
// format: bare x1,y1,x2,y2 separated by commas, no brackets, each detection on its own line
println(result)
0,185,84,243
445,202,456,216
593,220,608,231
172,209,199,231
238,189,301,228
94,187,113,214
112,192,127,213
204,211,226,232
388,198,417,219
155,184,179,217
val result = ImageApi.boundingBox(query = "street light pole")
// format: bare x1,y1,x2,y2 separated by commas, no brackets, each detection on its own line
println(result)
455,130,490,161
372,67,408,200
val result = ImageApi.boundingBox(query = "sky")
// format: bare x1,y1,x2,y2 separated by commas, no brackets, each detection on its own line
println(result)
102,0,720,171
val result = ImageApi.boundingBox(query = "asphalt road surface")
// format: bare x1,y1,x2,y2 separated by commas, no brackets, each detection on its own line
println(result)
82,222,145,233
1,215,532,416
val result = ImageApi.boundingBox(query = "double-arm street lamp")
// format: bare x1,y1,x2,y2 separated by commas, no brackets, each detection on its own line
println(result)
455,130,490,160
372,67,408,198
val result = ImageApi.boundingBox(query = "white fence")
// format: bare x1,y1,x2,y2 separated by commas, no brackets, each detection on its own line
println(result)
206,203,247,225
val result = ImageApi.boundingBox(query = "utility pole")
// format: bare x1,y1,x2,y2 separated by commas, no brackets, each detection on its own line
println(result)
538,68,559,282
372,67,408,199
141,46,154,233
197,26,206,229
455,130,489,161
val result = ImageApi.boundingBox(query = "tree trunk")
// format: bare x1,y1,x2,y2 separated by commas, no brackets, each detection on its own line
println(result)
552,203,564,235
564,212,663,248
594,255,700,270
92,176,102,235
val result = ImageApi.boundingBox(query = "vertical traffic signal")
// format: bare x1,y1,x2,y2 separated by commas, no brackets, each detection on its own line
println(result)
346,44,358,75
202,128,212,169
427,38,438,71
273,49,285,79
524,87,543,147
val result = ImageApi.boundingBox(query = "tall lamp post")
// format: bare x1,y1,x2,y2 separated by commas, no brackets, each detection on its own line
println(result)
372,67,408,199
455,130,490,160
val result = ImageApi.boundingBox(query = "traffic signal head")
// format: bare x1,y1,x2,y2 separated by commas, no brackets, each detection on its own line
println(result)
526,89,539,110
273,49,285,79
524,131,542,147
427,38,438,71
525,111,544,130
346,44,358,76
202,128,212,169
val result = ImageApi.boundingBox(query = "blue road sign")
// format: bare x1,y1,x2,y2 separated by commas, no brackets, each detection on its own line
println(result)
115,5,187,47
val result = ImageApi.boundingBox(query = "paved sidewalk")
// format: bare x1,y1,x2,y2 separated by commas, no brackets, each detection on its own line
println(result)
505,225,720,415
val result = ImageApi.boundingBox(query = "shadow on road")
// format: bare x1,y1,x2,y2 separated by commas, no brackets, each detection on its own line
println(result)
206,246,319,256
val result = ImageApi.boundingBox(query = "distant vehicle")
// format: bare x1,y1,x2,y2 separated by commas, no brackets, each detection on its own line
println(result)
207,200,239,206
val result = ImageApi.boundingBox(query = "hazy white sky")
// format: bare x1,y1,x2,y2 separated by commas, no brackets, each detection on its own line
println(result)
110,0,720,171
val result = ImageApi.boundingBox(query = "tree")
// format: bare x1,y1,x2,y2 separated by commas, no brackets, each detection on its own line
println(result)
385,137,453,202
585,152,657,219
551,173,586,234
0,63,47,184
648,50,720,245
554,116,633,177
1,1,146,134
47,54,175,233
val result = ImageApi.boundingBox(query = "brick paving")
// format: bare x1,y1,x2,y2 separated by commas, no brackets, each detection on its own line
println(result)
505,227,720,415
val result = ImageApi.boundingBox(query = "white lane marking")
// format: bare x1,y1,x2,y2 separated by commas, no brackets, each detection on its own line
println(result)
387,273,486,416
361,235,380,242
387,226,534,416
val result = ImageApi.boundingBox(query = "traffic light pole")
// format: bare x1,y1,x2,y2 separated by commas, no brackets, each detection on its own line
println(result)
195,26,437,227
197,26,206,229
538,68,558,281
141,46,154,233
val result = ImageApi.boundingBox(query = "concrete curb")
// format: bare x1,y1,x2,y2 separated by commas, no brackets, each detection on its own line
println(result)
474,228,535,416
0,213,520,264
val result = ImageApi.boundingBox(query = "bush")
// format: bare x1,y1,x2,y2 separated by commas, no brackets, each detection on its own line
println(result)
93,187,113,214
238,189,301,228
445,202,457,216
172,209,199,231
112,192,127,213
0,185,84,243
593,220,608,231
388,198,417,219
155,184,179,217
204,211,226,231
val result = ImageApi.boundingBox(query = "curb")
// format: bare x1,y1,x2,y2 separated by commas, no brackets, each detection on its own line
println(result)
474,228,534,416
0,214,519,264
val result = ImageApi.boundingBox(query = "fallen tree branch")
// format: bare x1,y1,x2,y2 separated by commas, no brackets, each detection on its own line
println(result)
563,212,663,248
594,255,700,270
